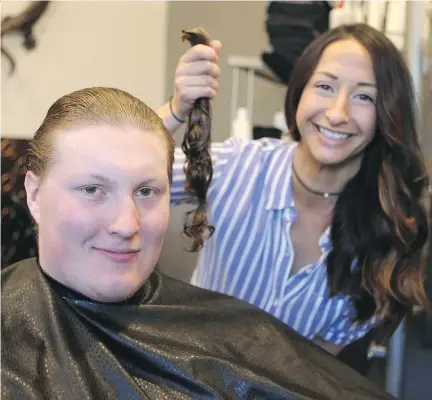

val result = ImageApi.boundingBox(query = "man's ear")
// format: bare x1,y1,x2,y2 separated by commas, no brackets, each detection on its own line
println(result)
24,171,41,224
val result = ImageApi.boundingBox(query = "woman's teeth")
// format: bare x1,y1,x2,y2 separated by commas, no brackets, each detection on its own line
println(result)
319,127,350,140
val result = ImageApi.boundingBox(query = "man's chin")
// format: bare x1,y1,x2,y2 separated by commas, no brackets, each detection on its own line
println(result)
86,282,143,303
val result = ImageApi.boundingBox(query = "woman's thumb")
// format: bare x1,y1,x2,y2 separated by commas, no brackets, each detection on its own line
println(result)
210,40,222,56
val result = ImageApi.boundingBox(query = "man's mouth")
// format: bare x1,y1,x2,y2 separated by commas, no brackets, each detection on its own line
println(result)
99,249,140,254
94,248,140,263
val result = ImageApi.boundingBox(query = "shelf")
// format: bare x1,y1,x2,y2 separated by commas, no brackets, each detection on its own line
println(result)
227,55,285,86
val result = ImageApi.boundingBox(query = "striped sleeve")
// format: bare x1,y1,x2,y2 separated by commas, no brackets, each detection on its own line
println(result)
318,305,380,346
170,138,250,205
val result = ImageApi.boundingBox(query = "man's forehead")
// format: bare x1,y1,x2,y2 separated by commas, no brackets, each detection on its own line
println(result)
53,125,166,160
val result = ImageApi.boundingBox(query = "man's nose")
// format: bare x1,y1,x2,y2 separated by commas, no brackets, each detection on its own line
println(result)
107,197,140,239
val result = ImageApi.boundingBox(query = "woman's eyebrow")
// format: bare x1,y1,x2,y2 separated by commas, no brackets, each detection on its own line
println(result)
315,70,376,88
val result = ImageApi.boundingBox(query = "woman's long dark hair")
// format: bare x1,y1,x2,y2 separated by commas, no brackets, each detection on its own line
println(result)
285,24,430,329
181,28,215,252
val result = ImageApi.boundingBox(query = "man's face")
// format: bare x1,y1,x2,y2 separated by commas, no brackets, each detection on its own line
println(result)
25,124,170,302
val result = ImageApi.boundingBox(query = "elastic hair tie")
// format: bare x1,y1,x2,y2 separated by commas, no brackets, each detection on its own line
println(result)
169,96,185,123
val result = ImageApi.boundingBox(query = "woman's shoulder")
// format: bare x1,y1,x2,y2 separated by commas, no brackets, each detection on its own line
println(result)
220,136,295,153
213,136,297,169
208,136,297,189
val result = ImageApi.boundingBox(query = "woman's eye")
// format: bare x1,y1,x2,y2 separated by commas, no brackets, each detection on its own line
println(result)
356,93,375,103
136,187,157,198
316,84,333,92
81,186,104,196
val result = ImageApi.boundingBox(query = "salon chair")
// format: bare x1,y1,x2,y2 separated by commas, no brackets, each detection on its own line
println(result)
337,329,377,375
337,313,403,376
422,195,432,348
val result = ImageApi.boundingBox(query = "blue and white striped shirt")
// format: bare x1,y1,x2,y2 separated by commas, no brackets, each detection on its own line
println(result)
171,138,378,346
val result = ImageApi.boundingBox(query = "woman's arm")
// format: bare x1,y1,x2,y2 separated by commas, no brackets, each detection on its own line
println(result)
313,337,344,356
156,101,185,134
316,307,379,355
157,40,222,135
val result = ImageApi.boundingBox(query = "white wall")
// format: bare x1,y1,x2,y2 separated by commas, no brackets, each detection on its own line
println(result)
367,0,407,50
1,1,168,138
330,1,430,52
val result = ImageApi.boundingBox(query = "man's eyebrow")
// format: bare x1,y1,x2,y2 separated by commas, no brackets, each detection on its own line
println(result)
89,174,111,182
88,174,165,186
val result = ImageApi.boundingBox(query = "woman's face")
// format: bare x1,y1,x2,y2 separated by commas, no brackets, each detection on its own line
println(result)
25,124,170,302
295,39,377,168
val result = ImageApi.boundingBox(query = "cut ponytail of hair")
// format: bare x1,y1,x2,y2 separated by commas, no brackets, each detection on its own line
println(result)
181,28,215,252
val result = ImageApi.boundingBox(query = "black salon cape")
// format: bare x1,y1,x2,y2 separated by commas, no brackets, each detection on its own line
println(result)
1,259,393,400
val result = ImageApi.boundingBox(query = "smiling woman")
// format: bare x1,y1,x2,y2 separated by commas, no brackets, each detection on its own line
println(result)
158,23,429,362
285,24,429,328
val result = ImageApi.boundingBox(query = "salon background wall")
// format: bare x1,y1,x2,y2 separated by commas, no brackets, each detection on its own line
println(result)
1,1,168,138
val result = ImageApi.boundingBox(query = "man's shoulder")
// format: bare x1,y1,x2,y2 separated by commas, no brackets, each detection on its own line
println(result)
2,258,42,320
155,269,290,332
2,258,39,292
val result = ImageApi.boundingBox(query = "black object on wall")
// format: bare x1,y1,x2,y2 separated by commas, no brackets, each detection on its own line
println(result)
253,126,283,140
262,1,332,85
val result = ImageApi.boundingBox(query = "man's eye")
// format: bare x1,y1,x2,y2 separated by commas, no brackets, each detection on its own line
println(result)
81,186,104,196
136,187,156,198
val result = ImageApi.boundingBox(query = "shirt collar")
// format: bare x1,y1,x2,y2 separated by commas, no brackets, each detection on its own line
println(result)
265,142,333,252
319,227,332,252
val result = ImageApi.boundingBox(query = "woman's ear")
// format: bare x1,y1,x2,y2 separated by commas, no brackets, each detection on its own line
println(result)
24,171,41,224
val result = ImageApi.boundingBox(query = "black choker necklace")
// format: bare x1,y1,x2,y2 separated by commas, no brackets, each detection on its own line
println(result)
292,164,342,198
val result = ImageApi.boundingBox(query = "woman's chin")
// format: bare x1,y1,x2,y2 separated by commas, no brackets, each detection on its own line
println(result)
310,152,349,168
308,146,364,170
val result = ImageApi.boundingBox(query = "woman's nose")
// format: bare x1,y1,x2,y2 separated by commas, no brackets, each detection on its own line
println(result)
325,94,350,126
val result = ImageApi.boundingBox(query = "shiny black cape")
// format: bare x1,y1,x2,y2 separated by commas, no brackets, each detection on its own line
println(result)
1,259,393,400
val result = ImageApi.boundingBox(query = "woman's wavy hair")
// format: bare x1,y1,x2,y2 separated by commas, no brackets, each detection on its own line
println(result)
285,23,430,328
